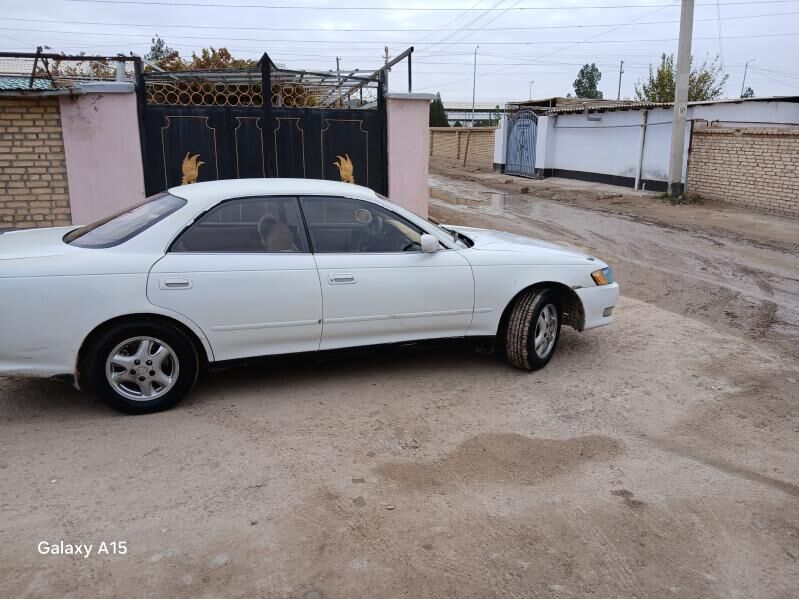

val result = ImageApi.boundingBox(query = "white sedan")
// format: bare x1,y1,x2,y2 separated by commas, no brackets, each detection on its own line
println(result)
0,179,618,414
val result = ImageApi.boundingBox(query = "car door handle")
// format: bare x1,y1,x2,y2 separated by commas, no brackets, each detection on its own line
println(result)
328,273,356,285
159,276,193,290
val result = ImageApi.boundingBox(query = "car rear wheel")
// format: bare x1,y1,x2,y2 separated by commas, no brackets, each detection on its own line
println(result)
85,320,199,414
504,288,561,371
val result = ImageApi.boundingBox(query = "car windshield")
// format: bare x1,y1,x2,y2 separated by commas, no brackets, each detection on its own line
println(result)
64,193,186,248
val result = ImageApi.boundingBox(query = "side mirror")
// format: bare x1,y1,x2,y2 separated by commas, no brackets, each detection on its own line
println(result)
420,233,439,253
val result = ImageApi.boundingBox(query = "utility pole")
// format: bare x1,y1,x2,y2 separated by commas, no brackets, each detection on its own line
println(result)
740,58,754,97
668,0,695,197
471,45,479,127
383,46,390,88
528,79,534,100
464,45,479,166
616,60,624,100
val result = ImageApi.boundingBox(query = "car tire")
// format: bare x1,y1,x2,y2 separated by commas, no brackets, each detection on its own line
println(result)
504,288,561,371
85,320,199,414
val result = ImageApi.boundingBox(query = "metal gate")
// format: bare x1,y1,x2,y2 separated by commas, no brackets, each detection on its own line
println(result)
504,109,537,178
140,54,387,195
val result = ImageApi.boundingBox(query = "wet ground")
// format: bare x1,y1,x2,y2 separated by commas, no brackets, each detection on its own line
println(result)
429,171,799,360
1,170,798,598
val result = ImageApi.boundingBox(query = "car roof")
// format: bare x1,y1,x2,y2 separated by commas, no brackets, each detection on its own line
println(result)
168,178,380,204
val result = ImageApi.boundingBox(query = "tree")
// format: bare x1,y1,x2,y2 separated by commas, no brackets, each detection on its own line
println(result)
573,63,603,99
487,104,502,126
145,35,182,70
634,53,729,102
453,120,463,127
187,47,256,70
42,53,116,78
429,92,449,127
144,36,257,71
145,35,174,63
741,86,755,98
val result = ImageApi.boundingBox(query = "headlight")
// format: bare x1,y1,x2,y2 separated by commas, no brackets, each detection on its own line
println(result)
591,267,615,285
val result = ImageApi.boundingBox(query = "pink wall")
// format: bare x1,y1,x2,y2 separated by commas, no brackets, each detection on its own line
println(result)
59,84,146,225
57,88,430,223
387,93,434,218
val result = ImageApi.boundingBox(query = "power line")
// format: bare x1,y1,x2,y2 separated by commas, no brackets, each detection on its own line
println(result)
420,0,509,55
4,24,798,44
751,65,799,78
412,0,483,46
716,0,727,95
5,9,799,32
59,0,799,10
749,66,799,89
424,0,525,58
420,1,678,91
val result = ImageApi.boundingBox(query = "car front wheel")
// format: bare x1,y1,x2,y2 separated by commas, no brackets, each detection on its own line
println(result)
504,288,561,371
85,320,199,414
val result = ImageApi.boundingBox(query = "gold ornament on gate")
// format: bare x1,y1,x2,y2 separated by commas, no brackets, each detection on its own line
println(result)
332,154,355,184
181,152,204,185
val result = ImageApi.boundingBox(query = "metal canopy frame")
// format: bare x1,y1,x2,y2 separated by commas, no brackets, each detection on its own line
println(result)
0,49,142,89
141,48,414,110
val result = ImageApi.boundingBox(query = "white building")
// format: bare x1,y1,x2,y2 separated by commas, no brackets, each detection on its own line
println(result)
442,101,504,127
493,96,799,192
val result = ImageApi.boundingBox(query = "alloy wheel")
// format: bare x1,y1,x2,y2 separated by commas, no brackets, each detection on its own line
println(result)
105,336,180,401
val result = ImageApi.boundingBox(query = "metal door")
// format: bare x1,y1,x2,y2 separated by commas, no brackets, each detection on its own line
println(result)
505,109,537,178
139,55,387,196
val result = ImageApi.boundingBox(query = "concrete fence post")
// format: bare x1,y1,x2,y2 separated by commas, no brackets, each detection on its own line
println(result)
386,93,435,217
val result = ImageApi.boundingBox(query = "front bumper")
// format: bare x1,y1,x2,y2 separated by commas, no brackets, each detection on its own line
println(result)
575,282,620,330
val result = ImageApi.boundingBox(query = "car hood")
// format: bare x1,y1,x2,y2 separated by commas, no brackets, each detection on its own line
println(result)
0,226,79,260
444,225,590,259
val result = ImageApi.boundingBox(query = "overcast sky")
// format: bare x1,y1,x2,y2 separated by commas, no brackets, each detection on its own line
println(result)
2,0,798,102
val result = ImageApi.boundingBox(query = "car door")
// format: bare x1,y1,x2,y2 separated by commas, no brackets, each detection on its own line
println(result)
300,195,474,350
147,195,323,361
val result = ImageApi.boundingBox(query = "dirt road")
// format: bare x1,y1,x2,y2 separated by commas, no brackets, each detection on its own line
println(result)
430,165,799,360
1,171,798,598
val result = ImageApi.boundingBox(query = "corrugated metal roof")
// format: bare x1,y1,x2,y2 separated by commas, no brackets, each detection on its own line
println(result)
528,95,799,115
548,101,670,114
0,76,54,91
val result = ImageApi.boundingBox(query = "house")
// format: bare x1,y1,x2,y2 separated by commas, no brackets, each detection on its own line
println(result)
492,96,799,216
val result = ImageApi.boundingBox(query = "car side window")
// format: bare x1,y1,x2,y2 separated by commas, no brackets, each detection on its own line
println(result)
300,196,424,253
171,196,308,253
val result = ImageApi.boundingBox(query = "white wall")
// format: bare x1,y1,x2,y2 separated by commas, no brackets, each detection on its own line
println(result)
547,109,671,182
534,115,553,171
500,100,799,187
493,115,506,167
691,100,799,127
639,108,674,183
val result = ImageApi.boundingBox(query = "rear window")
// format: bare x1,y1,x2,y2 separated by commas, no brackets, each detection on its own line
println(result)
64,193,186,248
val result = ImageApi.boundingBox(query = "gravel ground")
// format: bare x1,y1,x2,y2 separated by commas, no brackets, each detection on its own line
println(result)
1,170,798,598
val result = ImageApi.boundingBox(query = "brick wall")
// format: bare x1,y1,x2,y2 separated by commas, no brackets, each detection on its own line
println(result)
688,125,799,217
0,97,71,229
429,127,496,168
